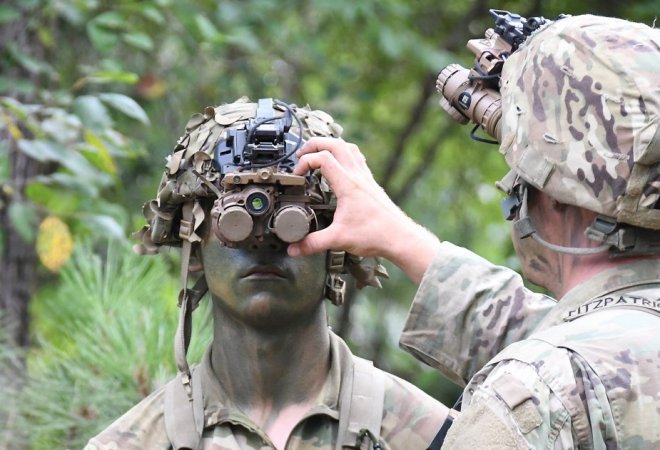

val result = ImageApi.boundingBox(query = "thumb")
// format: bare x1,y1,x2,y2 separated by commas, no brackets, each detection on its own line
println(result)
287,228,338,257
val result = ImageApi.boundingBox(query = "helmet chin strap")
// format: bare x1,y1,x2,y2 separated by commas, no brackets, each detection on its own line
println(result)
513,183,610,256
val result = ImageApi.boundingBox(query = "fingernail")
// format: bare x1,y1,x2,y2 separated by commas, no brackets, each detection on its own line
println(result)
288,246,300,257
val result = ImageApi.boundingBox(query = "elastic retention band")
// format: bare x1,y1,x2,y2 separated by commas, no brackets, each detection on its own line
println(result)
530,232,610,255
513,183,610,256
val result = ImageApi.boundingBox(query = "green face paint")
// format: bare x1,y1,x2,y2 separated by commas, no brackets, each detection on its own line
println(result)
201,234,327,328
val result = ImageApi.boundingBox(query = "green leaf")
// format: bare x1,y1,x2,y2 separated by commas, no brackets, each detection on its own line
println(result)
19,0,39,8
37,27,55,48
17,140,66,162
73,95,112,130
140,6,165,25
0,96,29,118
195,14,221,40
8,201,38,243
77,71,140,88
18,139,106,186
122,32,154,52
26,182,81,215
86,23,120,52
39,107,82,144
98,93,149,124
81,130,117,176
93,11,125,30
0,5,20,24
6,43,55,77
38,172,106,198
0,76,34,96
81,214,126,240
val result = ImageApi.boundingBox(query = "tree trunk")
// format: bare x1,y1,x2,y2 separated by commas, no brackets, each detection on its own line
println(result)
0,1,44,349
0,138,39,349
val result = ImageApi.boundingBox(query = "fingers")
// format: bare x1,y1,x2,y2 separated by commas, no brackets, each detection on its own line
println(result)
292,151,346,188
296,137,368,171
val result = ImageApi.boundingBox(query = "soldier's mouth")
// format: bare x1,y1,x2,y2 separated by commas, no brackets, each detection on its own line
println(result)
242,265,287,279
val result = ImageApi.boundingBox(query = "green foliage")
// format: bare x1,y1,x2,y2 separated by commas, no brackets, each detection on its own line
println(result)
7,240,211,449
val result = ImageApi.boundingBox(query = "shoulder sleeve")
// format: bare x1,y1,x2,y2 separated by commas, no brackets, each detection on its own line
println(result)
399,242,556,385
85,385,171,450
443,359,574,450
379,369,450,449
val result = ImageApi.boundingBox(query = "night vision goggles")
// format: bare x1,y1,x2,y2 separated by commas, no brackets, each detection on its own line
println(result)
209,98,334,247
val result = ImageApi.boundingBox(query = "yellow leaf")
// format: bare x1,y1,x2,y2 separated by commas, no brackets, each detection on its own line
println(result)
84,129,117,176
1,112,23,140
36,216,74,273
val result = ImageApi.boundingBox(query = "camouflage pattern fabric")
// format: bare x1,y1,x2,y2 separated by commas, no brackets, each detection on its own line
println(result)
86,331,447,450
400,242,660,448
134,96,344,254
499,15,660,230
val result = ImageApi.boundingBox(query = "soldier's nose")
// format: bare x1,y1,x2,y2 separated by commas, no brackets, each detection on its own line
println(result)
249,234,286,253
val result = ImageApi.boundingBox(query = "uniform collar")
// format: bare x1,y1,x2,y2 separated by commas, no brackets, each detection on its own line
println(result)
536,258,660,328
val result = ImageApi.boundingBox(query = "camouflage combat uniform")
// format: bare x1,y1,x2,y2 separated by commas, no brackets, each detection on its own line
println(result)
401,241,660,449
400,14,660,449
86,331,446,450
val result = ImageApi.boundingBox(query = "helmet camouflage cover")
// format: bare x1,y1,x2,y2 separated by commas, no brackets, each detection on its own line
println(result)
498,14,660,230
134,97,386,304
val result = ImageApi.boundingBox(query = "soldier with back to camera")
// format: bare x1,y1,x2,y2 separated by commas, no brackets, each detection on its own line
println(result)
289,12,660,449
85,97,448,450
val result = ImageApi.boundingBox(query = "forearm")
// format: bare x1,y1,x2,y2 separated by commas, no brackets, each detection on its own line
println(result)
400,242,556,385
377,214,442,285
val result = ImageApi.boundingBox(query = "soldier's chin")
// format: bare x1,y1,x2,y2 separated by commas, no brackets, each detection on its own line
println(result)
227,295,319,330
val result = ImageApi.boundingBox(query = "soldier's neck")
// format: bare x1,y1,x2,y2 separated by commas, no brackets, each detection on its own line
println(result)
208,303,331,422
554,253,660,299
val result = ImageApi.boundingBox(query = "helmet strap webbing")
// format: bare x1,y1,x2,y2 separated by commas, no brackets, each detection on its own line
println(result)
175,201,208,399
513,184,610,256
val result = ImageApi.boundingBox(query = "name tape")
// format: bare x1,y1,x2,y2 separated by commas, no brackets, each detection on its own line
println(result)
563,294,660,321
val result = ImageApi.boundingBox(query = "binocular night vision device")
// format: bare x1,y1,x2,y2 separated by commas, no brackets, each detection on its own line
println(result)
210,98,333,246
436,9,552,144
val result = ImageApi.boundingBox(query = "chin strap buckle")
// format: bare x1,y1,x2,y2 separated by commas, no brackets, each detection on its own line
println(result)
586,216,660,256
325,250,346,306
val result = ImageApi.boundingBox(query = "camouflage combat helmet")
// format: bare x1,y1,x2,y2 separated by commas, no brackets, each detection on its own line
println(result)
498,15,660,253
134,97,387,384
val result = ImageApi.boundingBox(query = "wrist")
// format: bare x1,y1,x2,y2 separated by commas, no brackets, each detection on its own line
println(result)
383,215,440,284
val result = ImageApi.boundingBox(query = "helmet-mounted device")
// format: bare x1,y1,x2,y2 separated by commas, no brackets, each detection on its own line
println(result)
438,11,660,256
210,99,322,245
436,9,553,144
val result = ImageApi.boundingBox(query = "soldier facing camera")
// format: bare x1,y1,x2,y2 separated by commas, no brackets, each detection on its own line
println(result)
85,97,448,450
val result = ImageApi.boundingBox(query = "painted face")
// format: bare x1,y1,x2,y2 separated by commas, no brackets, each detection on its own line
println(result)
201,234,327,328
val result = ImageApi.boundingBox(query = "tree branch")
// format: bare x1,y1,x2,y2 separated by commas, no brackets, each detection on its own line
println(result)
378,0,490,196
390,124,450,205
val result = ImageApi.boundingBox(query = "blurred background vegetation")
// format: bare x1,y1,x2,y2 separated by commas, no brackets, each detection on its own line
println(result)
0,0,656,448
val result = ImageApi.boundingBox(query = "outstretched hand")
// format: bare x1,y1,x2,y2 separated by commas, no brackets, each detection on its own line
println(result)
289,137,440,284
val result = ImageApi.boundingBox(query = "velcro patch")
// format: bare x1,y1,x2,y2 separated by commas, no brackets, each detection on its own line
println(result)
492,373,542,434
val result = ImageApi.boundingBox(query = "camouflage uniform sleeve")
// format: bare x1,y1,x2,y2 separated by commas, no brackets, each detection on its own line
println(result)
442,334,622,450
84,385,171,450
441,358,575,450
379,370,450,449
399,242,556,385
